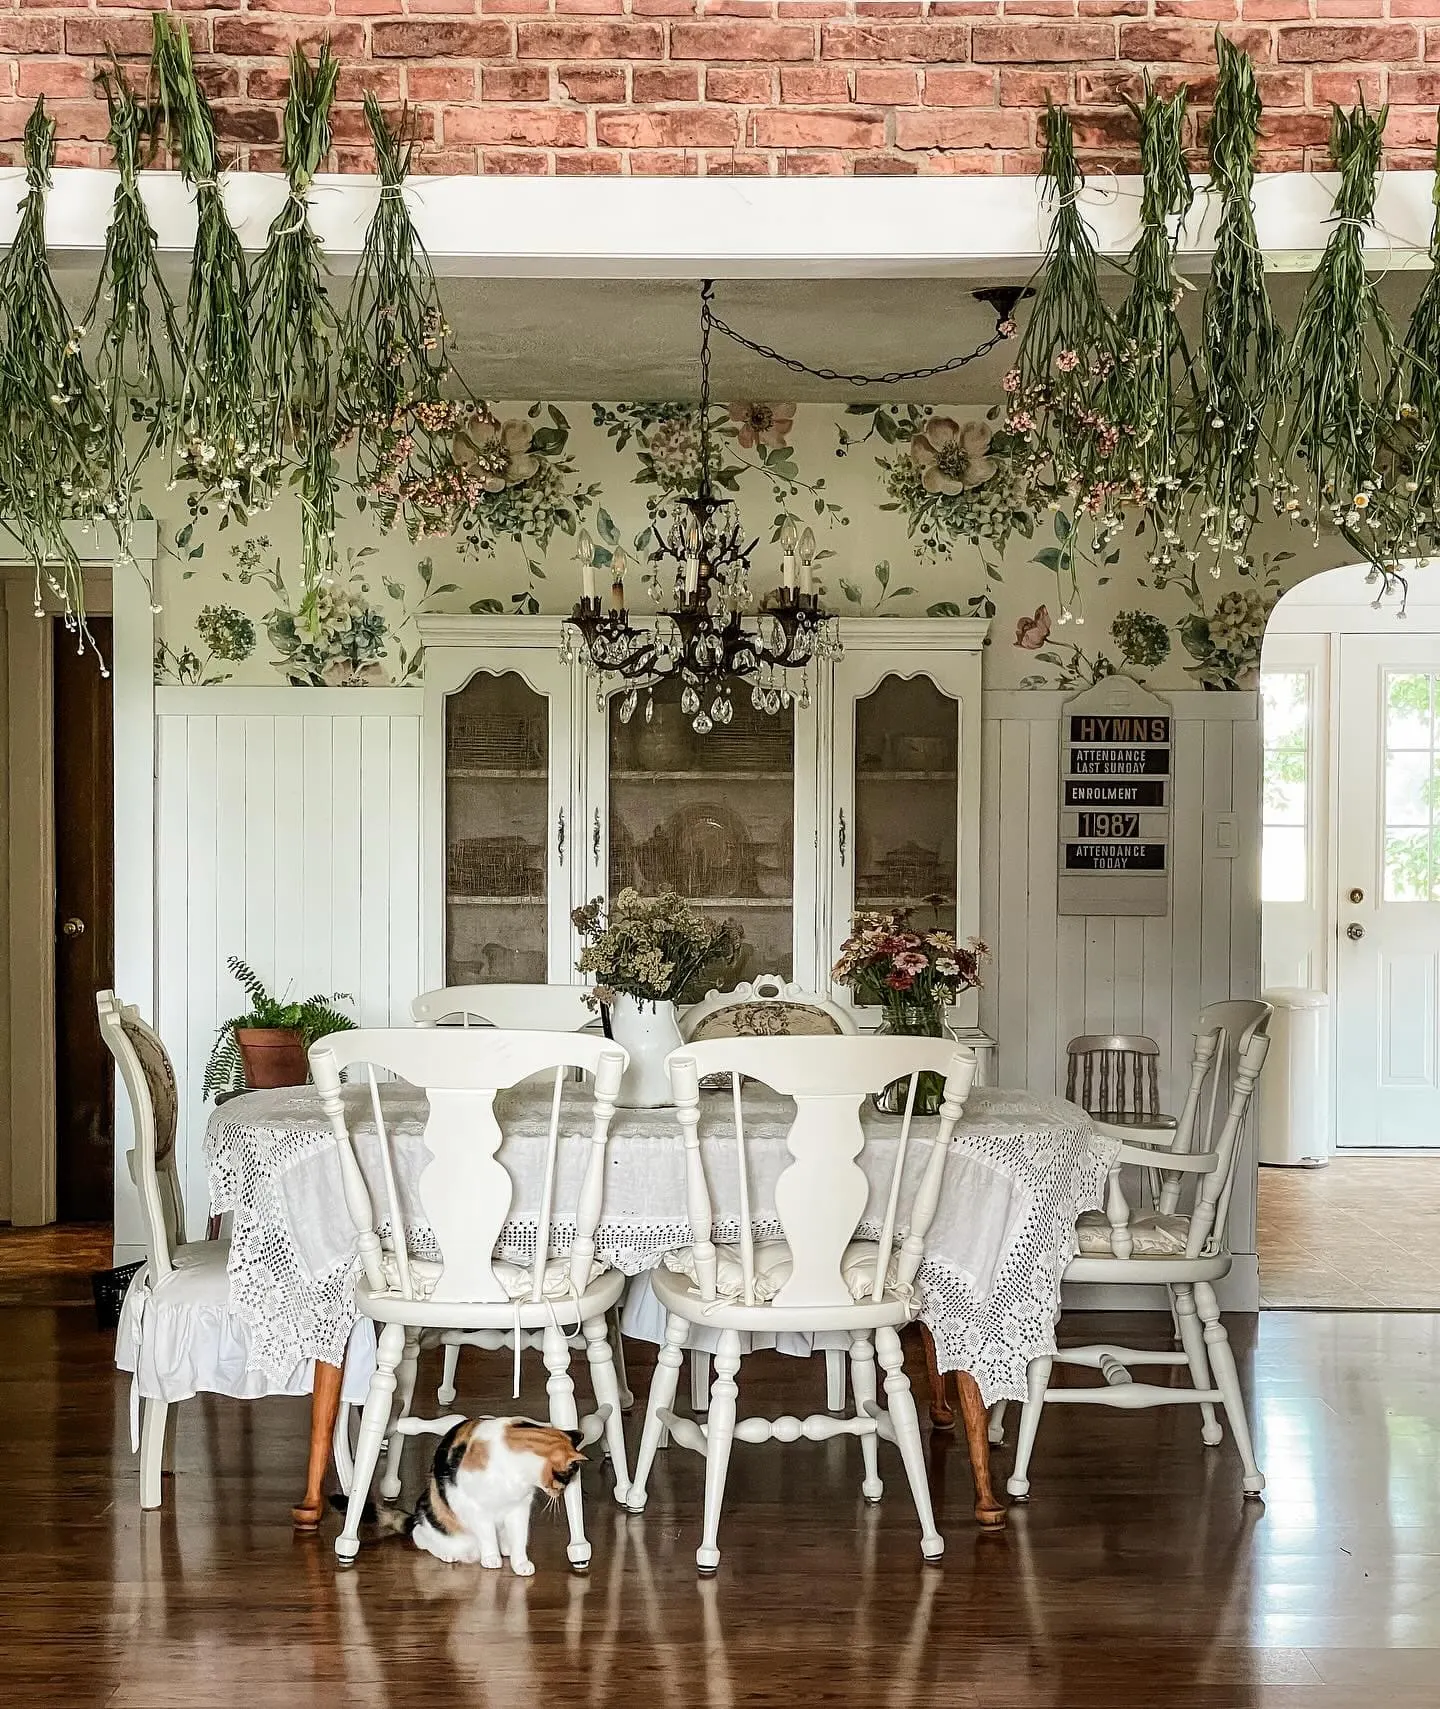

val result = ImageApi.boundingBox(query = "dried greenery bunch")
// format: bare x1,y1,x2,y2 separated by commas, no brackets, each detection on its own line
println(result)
248,41,342,624
1277,101,1398,571
339,95,475,538
151,15,271,526
1105,80,1198,583
0,99,107,638
88,58,182,570
1192,31,1283,578
1373,115,1440,583
572,889,741,1008
249,42,340,489
1004,104,1122,531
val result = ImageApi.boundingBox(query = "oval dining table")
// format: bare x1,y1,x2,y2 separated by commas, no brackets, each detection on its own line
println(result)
204,1078,1118,1532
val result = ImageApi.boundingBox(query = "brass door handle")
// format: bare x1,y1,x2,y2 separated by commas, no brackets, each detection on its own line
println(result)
61,917,85,938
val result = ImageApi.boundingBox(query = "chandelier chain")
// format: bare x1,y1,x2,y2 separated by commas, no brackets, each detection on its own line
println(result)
701,293,1012,389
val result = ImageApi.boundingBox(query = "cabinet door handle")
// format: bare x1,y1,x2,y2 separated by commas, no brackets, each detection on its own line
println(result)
593,807,602,868
556,807,566,866
838,807,847,868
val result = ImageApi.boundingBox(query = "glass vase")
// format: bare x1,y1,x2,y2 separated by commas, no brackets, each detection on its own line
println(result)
873,1000,952,1117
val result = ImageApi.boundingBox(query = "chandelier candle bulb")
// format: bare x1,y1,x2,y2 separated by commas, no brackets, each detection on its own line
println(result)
577,529,596,604
799,528,816,597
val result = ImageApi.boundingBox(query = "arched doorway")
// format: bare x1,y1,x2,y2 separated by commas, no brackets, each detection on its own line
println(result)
1258,563,1440,1308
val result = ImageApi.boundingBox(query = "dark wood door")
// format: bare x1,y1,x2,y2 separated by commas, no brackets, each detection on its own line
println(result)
53,617,114,1223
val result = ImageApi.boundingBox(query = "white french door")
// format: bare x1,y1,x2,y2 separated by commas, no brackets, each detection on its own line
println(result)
1335,633,1440,1149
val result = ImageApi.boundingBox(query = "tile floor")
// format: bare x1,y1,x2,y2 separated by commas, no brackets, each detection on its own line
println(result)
1258,1156,1440,1307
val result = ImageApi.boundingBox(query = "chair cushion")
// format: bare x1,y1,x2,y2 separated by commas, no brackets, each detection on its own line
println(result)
380,1250,608,1303
1075,1209,1191,1257
689,1002,843,1041
115,1243,374,1407
120,1015,179,1162
661,1238,902,1304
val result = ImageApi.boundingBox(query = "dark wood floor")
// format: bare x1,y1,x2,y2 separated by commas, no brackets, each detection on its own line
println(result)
6,1293,1439,1707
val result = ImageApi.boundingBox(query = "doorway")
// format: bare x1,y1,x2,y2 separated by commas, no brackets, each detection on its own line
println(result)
52,618,114,1224
1258,568,1440,1308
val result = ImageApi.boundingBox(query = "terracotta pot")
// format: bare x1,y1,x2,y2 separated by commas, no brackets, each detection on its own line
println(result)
235,1027,310,1090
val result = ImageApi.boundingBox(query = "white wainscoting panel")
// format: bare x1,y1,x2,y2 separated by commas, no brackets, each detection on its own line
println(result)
980,691,1263,1303
154,689,422,1236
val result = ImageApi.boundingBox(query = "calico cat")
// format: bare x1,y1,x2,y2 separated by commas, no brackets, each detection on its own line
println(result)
376,1417,586,1576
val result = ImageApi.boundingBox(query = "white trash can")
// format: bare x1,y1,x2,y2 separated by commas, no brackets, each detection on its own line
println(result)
1258,987,1330,1167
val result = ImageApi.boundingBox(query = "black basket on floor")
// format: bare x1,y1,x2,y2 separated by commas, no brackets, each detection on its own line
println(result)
92,1260,144,1332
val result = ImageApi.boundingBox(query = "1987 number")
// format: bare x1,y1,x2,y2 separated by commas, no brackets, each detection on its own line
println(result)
1076,811,1140,838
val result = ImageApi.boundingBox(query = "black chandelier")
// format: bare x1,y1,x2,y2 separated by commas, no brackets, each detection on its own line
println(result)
561,280,841,733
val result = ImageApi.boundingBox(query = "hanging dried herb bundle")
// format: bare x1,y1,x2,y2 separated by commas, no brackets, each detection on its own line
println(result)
1373,113,1440,573
87,58,182,562
0,100,106,632
1279,101,1396,566
1004,103,1122,524
249,42,340,482
153,15,268,522
338,95,474,535
1105,80,1197,581
1193,32,1283,579
295,434,338,638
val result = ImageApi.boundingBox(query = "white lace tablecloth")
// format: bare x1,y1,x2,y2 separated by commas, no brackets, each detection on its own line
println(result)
205,1082,1117,1407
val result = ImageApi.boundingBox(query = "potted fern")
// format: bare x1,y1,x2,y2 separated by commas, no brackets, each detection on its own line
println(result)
203,957,356,1097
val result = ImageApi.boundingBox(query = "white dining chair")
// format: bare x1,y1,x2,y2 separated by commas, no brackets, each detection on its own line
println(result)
678,973,859,1417
626,1034,977,1572
319,1027,632,1569
101,991,370,1508
681,974,857,1043
1004,1026,1272,1502
411,982,596,1032
411,981,613,1410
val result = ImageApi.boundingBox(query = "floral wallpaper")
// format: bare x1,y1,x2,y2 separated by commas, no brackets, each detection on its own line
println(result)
150,399,1345,693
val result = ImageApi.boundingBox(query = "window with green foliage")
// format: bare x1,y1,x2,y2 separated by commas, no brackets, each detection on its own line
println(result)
1261,670,1311,903
1382,672,1440,901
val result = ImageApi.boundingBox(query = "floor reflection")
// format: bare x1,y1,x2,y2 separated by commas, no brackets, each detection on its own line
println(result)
17,1313,1440,1706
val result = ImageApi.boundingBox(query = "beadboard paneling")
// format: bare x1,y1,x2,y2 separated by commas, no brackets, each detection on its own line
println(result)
153,690,422,1236
978,692,1263,1287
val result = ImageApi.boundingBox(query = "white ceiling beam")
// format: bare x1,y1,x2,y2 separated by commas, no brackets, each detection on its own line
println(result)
0,166,1433,277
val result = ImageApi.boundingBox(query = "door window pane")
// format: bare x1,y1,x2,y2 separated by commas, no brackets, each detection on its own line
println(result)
1383,670,1440,901
609,677,794,994
445,670,549,983
1261,669,1312,904
853,674,959,937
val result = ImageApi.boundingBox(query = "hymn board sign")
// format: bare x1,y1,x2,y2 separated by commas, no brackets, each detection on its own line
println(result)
1058,677,1172,917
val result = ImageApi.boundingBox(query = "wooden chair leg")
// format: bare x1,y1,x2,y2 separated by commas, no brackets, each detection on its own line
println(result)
955,1371,1007,1530
293,1359,345,1530
917,1324,955,1431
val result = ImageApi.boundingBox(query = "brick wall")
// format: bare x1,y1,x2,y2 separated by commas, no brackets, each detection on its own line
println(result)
4,2,1438,177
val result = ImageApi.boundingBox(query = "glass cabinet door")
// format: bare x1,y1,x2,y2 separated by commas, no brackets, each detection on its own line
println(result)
443,667,561,985
832,656,979,1026
602,677,798,999
854,674,959,930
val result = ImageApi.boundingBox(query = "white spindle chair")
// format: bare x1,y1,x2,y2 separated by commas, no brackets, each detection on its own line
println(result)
626,1035,977,1572
317,1027,632,1568
678,973,859,1416
1005,1027,1272,1501
410,981,612,1411
411,982,596,1032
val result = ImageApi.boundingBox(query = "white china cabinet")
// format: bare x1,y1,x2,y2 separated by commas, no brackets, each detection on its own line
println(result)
418,616,988,1039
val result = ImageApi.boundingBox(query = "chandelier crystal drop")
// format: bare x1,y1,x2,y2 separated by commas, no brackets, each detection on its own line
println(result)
560,281,841,732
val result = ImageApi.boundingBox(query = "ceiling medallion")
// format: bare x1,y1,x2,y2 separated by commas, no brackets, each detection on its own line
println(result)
561,281,841,733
